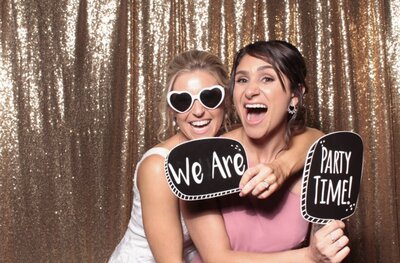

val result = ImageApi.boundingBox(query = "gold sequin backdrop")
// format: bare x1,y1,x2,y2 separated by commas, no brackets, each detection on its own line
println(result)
0,0,399,262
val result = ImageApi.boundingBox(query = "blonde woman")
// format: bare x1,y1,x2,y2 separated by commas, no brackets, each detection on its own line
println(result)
109,49,323,262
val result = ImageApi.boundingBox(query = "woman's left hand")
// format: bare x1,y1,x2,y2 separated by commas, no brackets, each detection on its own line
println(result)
239,162,285,199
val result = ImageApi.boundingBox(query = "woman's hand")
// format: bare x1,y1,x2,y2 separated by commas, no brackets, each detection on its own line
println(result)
239,128,325,199
239,162,284,199
306,220,350,263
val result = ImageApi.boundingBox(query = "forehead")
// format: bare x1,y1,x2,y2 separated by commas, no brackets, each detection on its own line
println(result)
173,70,218,93
236,54,273,72
236,54,290,89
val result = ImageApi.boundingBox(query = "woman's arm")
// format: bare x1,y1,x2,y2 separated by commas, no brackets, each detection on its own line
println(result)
278,127,325,177
240,127,324,199
182,200,349,263
137,155,184,263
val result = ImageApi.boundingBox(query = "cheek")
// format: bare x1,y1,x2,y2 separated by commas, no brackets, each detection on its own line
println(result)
232,88,242,106
175,113,188,125
212,109,225,126
271,88,291,103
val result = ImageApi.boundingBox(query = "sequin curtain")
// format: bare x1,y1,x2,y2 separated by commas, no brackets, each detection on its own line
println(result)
0,0,398,262
0,0,134,261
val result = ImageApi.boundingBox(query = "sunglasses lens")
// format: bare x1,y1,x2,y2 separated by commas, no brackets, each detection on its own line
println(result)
200,87,223,109
169,93,192,112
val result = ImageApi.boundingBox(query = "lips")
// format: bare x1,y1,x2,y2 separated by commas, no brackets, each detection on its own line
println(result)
245,103,268,124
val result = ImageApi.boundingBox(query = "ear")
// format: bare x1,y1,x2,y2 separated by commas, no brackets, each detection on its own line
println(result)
290,84,305,106
290,95,299,107
299,84,306,95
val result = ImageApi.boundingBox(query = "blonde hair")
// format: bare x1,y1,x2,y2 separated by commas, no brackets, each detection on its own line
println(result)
157,50,230,141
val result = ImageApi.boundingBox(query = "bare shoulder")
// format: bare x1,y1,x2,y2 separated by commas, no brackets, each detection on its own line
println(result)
303,127,325,137
139,154,165,174
289,127,325,147
136,135,181,188
136,153,166,187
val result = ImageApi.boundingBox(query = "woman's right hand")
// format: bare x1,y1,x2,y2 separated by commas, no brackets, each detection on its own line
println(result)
306,220,350,263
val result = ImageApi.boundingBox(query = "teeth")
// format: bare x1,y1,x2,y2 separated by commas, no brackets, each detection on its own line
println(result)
191,120,210,127
245,104,267,109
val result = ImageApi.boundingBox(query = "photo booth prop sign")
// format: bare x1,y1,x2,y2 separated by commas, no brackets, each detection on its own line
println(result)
301,131,364,224
165,137,248,200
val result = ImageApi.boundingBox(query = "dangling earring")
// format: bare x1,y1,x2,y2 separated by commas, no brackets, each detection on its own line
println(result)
288,104,297,115
173,117,179,131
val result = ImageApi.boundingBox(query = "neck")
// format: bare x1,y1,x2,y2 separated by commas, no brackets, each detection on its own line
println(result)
178,131,189,141
239,127,287,164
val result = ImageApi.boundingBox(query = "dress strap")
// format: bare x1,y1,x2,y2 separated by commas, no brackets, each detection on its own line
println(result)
141,147,169,159
133,147,170,185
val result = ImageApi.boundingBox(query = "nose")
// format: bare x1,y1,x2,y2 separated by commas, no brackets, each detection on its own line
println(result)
191,99,205,117
245,83,260,99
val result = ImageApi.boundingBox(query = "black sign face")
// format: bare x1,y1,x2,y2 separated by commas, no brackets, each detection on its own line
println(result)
301,131,364,224
165,137,248,200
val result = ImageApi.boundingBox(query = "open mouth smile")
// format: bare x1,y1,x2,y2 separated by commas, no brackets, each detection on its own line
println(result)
245,103,268,123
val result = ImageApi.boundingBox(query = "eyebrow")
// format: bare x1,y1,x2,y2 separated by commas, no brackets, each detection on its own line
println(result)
235,65,274,76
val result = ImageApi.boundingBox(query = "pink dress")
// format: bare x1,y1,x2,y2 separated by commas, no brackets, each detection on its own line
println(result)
219,185,309,252
193,176,309,262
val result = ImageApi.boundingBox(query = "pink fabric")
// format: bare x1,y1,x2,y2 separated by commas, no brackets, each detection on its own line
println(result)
192,156,309,263
219,188,309,253
192,185,309,262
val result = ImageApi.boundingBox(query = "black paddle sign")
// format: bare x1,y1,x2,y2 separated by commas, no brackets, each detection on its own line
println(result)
165,137,248,200
301,131,364,224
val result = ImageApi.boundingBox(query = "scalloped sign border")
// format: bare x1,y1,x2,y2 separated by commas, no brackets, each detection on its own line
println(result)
301,131,364,224
165,137,248,201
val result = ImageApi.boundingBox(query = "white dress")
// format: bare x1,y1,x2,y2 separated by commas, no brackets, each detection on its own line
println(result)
109,147,196,262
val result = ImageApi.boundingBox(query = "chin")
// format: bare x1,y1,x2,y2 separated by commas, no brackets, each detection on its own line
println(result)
189,125,219,138
198,131,217,138
188,131,208,140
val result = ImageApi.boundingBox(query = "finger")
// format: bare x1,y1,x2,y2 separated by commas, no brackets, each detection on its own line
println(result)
257,182,278,199
265,161,284,186
319,220,345,238
315,235,347,262
239,177,259,196
328,228,344,244
330,235,349,252
239,163,276,196
240,165,273,196
239,166,260,189
325,235,349,262
251,179,271,196
333,245,350,262
334,235,349,250
250,173,276,196
246,172,276,197
261,166,284,194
